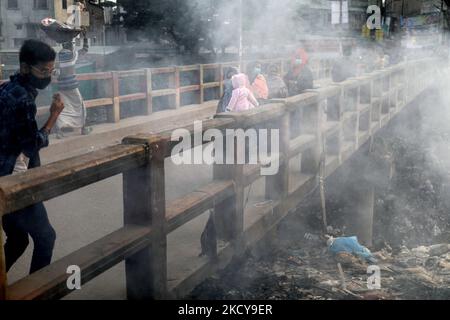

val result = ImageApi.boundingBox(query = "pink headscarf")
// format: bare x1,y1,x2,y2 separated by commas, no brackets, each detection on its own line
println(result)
227,73,259,112
232,73,247,89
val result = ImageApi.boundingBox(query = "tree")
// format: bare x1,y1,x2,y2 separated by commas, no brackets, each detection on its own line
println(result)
443,0,450,31
116,0,210,54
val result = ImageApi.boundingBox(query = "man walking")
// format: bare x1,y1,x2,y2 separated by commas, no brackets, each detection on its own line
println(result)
0,39,64,274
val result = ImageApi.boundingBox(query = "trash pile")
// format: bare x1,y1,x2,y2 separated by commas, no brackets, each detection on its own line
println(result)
190,185,450,300
190,190,450,301
388,244,450,299
371,105,450,249
190,97,450,300
189,231,450,300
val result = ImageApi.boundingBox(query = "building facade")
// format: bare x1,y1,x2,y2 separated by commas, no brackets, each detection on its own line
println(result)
54,0,108,46
0,0,112,50
0,0,55,49
385,0,424,17
296,0,370,35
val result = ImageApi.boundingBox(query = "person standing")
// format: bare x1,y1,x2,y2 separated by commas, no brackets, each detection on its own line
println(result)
247,62,269,103
266,64,288,99
284,48,314,96
331,44,357,83
55,38,92,138
226,73,259,112
0,40,64,274
216,67,238,114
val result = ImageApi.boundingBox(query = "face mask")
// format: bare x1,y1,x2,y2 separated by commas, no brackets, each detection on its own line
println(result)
28,73,52,90
254,68,262,75
295,59,303,66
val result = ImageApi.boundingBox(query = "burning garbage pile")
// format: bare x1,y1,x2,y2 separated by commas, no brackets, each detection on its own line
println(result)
190,223,450,300
190,97,450,300
372,136,450,249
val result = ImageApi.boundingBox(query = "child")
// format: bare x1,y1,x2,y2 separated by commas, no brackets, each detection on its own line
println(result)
226,73,259,112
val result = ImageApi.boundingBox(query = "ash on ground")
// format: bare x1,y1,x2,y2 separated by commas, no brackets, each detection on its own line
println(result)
190,92,450,300
190,207,450,300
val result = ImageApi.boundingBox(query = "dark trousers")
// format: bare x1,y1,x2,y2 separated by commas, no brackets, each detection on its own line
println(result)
2,202,56,274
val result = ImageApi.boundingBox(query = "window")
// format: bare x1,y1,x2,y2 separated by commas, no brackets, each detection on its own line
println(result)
26,24,38,38
34,0,48,10
14,38,25,48
7,0,19,9
62,0,68,10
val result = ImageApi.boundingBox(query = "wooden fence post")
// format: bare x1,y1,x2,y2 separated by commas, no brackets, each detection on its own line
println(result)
109,71,120,123
145,68,153,115
199,65,204,104
337,87,345,164
213,128,245,248
240,61,247,74
265,113,290,200
301,100,322,175
354,84,362,147
123,139,167,300
0,222,6,300
175,67,181,109
324,88,343,164
372,76,382,130
219,64,224,98
342,85,359,154
367,78,375,134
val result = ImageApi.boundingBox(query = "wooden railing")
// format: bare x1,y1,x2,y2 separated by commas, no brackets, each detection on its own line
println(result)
0,59,438,300
0,57,333,122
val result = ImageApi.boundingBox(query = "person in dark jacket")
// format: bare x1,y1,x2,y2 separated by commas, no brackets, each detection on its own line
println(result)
284,48,314,96
384,38,404,66
331,44,357,83
266,64,288,99
0,39,64,274
216,67,238,114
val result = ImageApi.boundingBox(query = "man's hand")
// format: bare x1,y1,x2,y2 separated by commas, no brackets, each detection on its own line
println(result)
50,93,65,115
43,94,65,134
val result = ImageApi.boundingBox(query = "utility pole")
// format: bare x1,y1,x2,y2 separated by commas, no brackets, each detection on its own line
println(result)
239,0,243,67
339,0,343,39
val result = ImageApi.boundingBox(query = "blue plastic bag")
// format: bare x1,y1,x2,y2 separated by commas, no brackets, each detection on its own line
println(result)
329,236,377,263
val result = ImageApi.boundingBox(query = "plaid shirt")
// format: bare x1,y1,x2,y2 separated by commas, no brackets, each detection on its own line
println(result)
0,74,49,177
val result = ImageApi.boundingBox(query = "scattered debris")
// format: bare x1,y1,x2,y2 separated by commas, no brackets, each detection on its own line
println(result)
190,236,450,300
189,102,450,300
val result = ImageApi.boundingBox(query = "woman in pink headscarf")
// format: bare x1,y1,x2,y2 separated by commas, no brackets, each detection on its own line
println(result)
284,48,314,96
226,73,259,112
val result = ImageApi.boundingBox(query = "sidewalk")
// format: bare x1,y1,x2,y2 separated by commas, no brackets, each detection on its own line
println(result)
41,100,219,164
